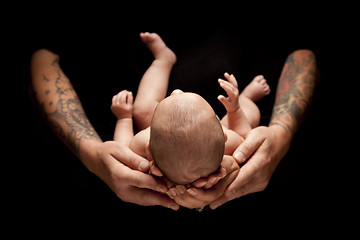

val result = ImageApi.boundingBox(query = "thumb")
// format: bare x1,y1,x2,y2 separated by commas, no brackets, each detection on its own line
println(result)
233,128,266,163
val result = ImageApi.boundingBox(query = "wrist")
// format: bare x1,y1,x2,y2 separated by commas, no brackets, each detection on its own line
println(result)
78,139,103,174
226,104,240,114
269,124,292,143
116,115,132,120
269,125,292,160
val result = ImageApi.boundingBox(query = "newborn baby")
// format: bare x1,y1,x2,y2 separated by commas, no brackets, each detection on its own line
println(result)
110,32,270,188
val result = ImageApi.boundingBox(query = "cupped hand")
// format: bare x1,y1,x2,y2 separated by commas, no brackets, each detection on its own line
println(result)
209,126,291,209
165,155,239,209
89,141,179,210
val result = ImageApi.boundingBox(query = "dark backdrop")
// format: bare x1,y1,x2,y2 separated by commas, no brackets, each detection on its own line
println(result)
9,8,350,232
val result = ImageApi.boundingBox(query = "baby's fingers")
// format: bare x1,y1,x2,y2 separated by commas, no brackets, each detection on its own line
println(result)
218,79,238,99
112,95,117,105
126,91,134,105
113,92,123,105
120,91,127,103
217,95,230,108
224,72,238,88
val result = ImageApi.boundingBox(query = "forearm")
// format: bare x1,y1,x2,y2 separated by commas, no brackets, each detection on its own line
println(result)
269,49,317,141
30,50,102,166
114,118,134,146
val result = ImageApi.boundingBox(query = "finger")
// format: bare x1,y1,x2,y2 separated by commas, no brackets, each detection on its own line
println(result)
232,130,266,163
112,95,117,105
192,165,226,189
218,78,235,92
217,95,227,102
127,91,133,105
210,180,255,210
120,90,127,104
171,190,209,209
209,194,232,210
115,92,121,105
150,163,163,177
217,95,230,108
220,155,235,173
130,187,179,210
186,187,222,202
192,178,208,188
218,79,237,98
203,176,217,189
224,161,257,198
129,170,168,194
210,165,256,209
224,73,238,88
203,168,226,189
111,143,150,172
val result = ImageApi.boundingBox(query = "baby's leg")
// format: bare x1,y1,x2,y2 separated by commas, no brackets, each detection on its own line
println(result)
221,75,270,128
239,75,270,127
133,32,177,130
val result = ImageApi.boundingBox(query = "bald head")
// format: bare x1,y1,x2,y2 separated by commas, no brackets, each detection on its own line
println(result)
150,92,225,185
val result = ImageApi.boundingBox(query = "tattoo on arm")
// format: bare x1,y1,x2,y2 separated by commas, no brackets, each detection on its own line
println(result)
269,50,317,135
39,63,101,156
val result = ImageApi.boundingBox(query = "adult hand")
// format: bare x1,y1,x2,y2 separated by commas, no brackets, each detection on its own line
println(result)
209,125,291,209
165,155,239,209
84,140,179,210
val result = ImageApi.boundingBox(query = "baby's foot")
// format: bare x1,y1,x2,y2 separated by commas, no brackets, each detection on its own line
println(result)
140,32,177,65
241,75,270,102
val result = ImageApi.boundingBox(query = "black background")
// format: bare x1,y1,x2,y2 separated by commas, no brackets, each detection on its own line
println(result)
6,4,355,234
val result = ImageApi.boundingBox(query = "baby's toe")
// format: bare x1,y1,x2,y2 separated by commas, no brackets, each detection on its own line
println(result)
254,75,264,82
263,84,270,94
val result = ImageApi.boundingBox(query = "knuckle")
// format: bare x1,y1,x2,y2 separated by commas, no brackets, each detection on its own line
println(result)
127,154,138,170
239,143,251,157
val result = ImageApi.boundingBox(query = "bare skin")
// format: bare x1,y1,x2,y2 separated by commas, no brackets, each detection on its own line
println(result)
111,32,271,209
189,49,318,209
30,49,179,210
30,33,317,210
133,32,177,131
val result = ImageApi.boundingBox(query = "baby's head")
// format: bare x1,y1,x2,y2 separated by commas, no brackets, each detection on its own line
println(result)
149,91,225,185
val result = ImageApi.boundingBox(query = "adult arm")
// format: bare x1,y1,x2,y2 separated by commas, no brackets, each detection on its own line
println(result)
30,49,178,210
210,49,318,209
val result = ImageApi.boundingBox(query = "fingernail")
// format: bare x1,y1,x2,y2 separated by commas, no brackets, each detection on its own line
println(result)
187,188,197,196
211,202,221,210
176,185,185,194
138,161,149,171
166,191,174,199
169,188,177,197
157,185,167,194
168,203,179,211
234,151,246,163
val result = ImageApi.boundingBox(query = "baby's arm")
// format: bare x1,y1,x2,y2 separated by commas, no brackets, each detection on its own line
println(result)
111,90,134,146
218,73,252,138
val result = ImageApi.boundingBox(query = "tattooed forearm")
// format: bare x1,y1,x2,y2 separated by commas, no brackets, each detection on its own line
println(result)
269,50,317,135
34,55,101,157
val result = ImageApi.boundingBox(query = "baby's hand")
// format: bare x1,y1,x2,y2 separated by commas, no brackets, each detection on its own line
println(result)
217,73,240,113
111,90,134,119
